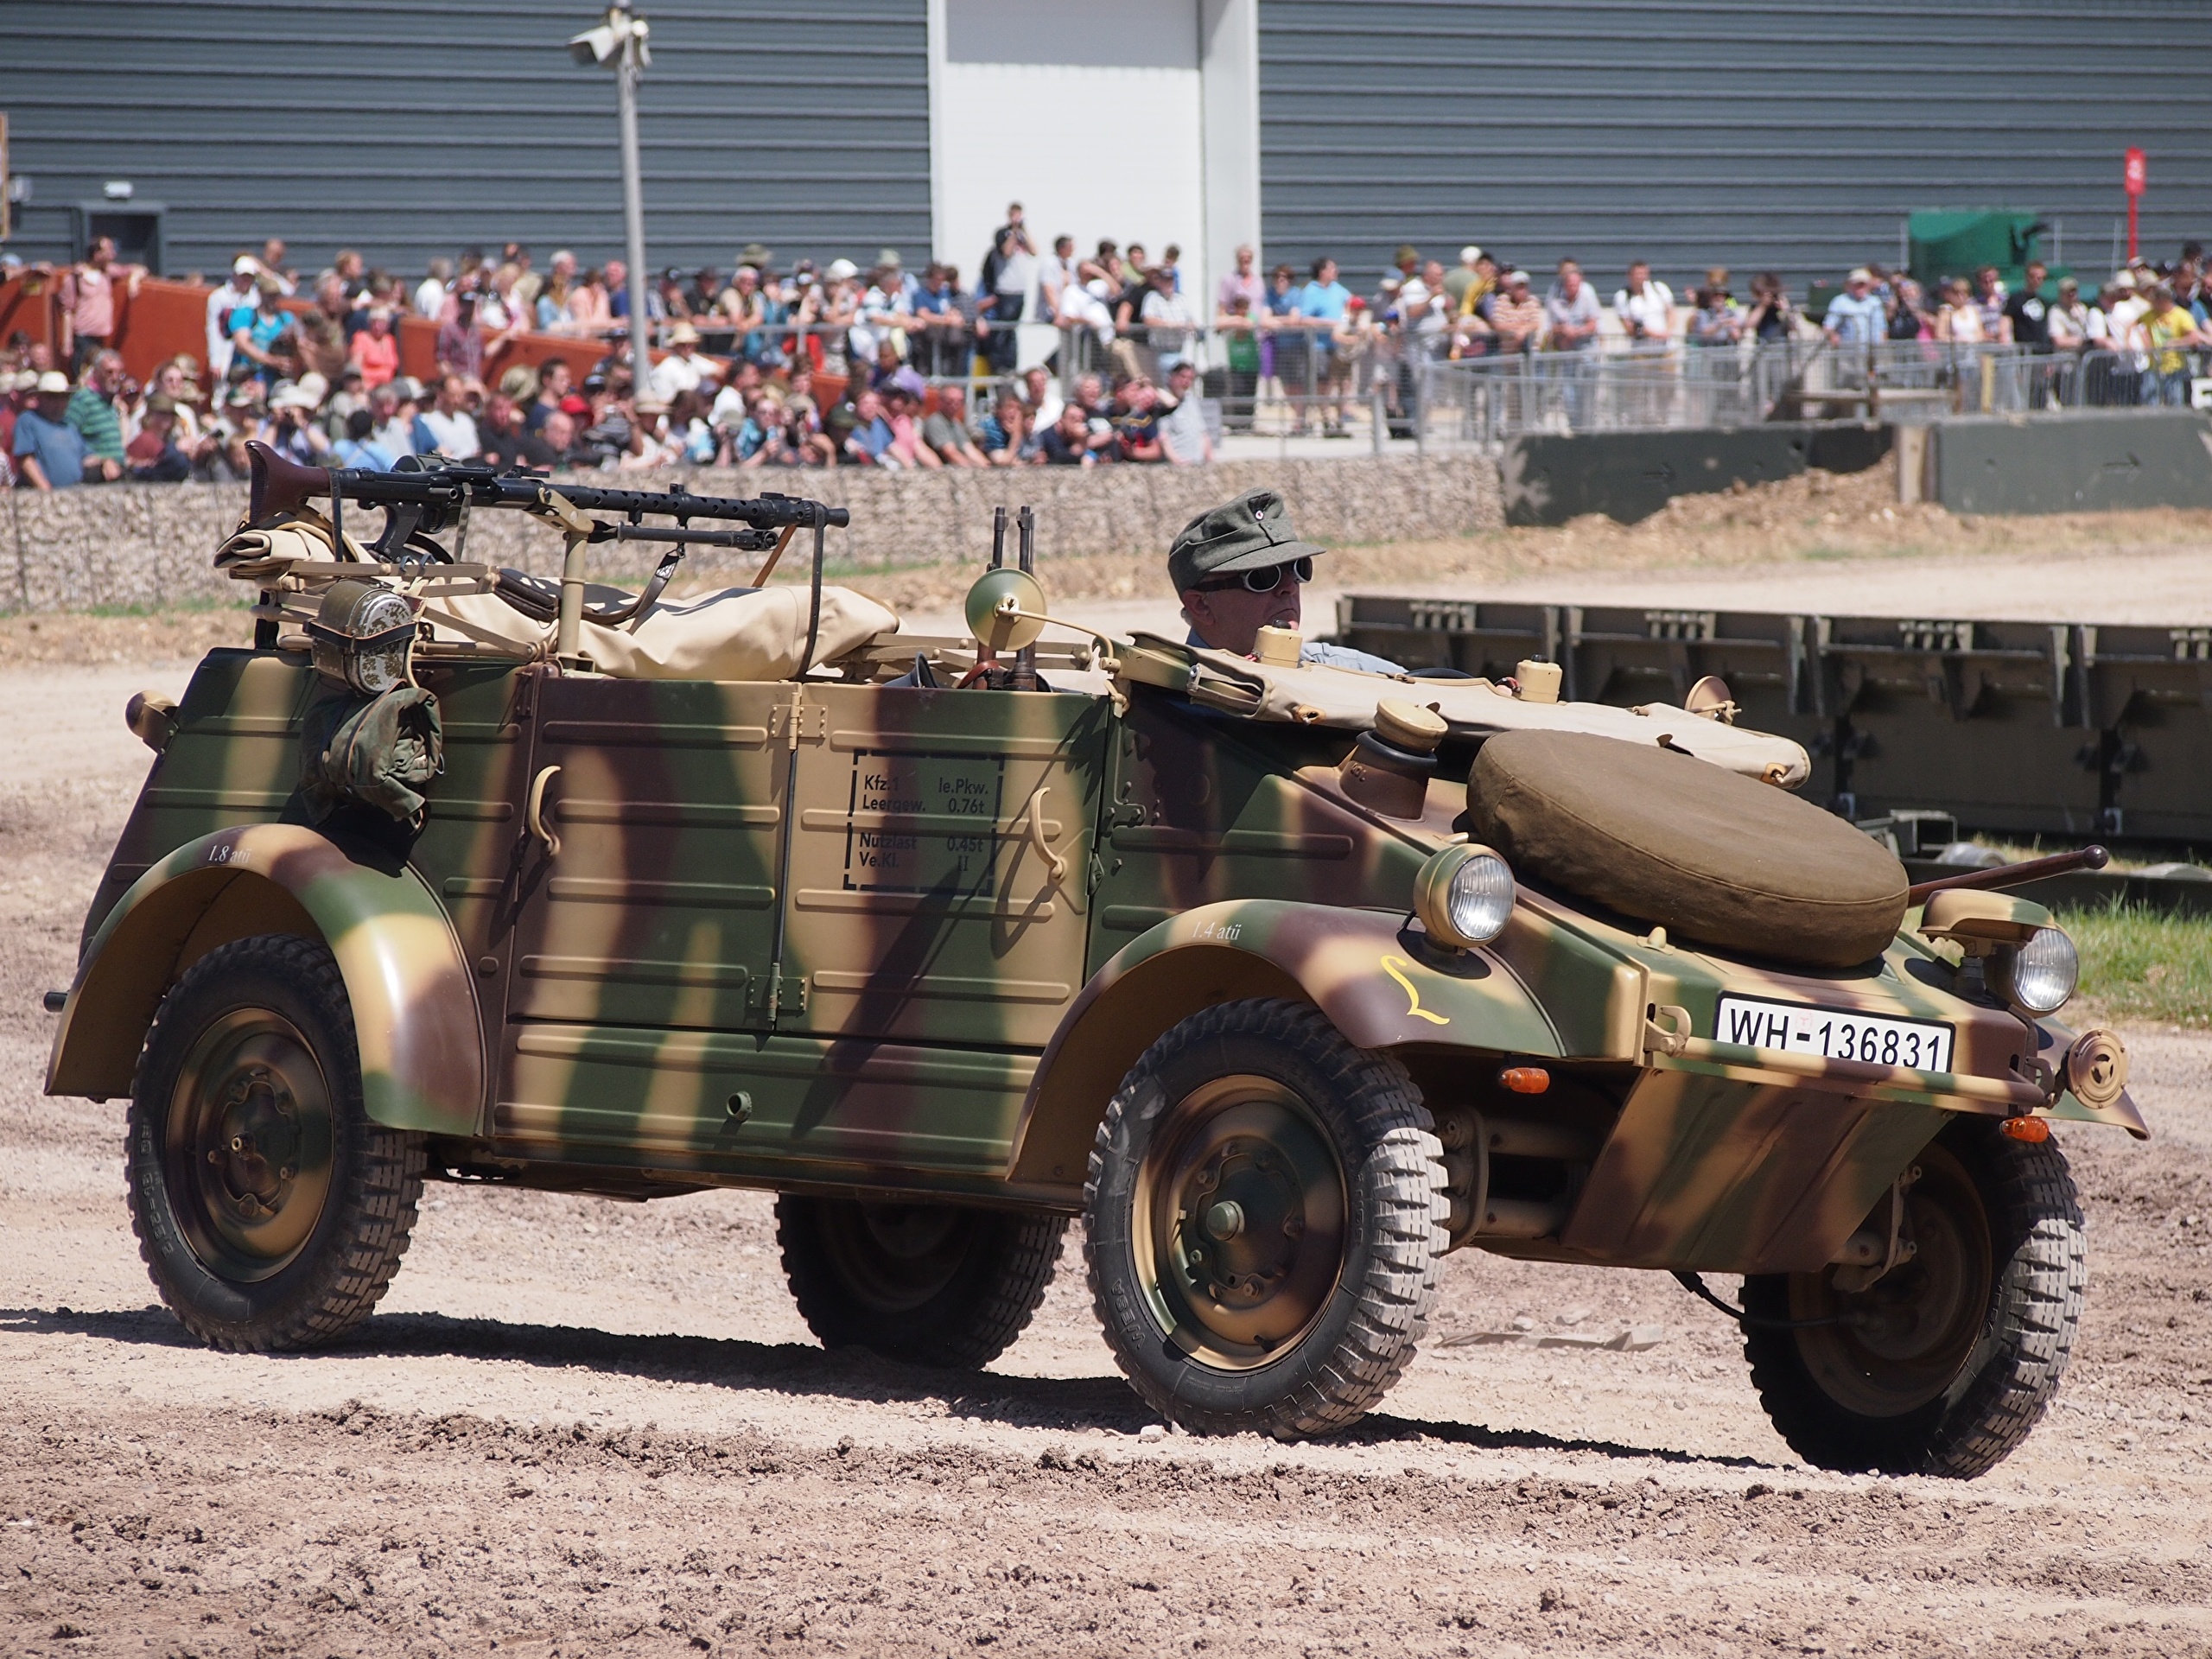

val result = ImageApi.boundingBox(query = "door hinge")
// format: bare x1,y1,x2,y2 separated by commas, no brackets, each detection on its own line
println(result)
755,966,809,1016
1085,852,1108,896
771,699,826,742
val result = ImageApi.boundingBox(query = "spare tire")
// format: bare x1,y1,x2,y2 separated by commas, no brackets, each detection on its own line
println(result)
1469,730,1907,969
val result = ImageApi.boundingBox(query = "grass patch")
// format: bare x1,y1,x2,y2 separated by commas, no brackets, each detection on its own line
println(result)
2063,901,2212,1029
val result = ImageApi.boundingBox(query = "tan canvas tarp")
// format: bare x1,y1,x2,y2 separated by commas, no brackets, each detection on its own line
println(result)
1122,634,1812,789
1470,730,1908,969
422,585,899,682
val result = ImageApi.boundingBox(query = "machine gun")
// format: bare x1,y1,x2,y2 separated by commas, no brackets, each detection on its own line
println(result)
244,442,849,662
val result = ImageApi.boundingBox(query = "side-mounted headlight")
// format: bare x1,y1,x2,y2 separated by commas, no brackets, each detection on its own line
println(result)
308,576,420,697
1994,925,2079,1014
1414,843,1517,949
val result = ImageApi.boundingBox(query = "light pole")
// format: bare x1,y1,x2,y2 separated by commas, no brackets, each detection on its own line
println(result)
571,5,654,404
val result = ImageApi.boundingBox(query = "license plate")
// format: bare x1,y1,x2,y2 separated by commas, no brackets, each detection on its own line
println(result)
1713,995,1955,1074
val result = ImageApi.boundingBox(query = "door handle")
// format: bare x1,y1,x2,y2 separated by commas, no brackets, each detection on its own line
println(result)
1025,786,1066,884
526,765,563,856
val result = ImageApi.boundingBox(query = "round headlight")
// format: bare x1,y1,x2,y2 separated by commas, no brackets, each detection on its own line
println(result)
2002,925,2079,1014
1415,844,1516,949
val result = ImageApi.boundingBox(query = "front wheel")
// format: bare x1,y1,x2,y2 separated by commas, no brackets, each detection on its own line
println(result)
125,934,425,1351
1743,1124,2087,1478
1084,1000,1447,1440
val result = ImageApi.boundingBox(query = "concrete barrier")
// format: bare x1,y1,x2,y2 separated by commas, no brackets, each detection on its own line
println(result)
1932,410,2212,515
1,454,1503,613
1498,422,1891,526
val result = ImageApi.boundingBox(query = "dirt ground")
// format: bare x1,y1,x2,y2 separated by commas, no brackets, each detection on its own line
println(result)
7,518,2212,1657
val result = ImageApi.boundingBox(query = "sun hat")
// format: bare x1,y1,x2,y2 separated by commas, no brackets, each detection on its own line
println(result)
35,371,71,394
825,257,859,282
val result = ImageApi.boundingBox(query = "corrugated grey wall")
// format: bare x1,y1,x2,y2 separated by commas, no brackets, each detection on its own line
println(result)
1257,0,2212,295
0,0,929,279
9,1,2209,298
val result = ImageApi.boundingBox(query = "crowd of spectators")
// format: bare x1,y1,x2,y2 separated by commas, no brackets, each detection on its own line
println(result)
7,208,2212,488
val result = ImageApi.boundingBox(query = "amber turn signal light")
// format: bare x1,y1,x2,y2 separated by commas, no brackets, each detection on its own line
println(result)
1498,1066,1551,1095
1999,1116,2051,1143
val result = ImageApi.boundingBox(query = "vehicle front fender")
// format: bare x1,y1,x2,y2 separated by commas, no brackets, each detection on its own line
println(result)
46,823,485,1137
1007,900,1562,1192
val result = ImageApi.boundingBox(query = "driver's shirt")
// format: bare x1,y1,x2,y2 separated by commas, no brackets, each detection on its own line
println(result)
1187,628,1405,675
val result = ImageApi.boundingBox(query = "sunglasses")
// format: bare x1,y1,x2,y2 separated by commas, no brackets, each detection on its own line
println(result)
1197,556,1313,594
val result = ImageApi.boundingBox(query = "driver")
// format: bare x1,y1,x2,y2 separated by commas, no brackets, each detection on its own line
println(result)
1169,487,1403,672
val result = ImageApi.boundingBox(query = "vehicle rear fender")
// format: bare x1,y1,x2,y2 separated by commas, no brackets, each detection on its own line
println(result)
45,823,484,1136
1007,900,1562,1189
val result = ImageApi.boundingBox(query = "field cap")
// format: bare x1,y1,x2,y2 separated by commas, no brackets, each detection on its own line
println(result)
36,370,71,394
1460,245,1484,264
1168,487,1327,593
233,256,258,276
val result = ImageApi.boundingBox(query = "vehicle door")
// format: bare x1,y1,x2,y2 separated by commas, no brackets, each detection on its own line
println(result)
493,671,789,1148
777,682,1111,1053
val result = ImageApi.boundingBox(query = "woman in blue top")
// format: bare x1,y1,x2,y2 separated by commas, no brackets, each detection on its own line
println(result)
1262,263,1307,427
228,282,297,389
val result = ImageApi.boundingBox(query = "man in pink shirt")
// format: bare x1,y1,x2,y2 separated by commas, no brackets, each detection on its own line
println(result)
60,238,145,375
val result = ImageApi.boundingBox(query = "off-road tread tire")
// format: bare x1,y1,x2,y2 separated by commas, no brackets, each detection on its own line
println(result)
1083,998,1449,1440
124,934,425,1353
776,1196,1065,1370
1742,1122,2086,1478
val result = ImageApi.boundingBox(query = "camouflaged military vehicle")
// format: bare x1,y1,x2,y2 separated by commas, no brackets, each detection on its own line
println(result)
46,445,2145,1477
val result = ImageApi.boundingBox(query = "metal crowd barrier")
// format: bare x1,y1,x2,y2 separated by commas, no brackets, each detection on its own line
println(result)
1330,596,2212,843
606,308,2212,449
1409,340,2212,447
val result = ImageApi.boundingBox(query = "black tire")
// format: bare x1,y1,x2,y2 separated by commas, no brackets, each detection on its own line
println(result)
1743,1122,2086,1478
776,1196,1065,1369
125,934,425,1352
1083,999,1448,1440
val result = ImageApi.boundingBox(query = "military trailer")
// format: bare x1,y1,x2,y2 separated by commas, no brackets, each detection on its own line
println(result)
46,446,2145,1477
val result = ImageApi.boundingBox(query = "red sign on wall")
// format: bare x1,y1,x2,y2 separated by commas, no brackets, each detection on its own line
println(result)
2125,147,2147,198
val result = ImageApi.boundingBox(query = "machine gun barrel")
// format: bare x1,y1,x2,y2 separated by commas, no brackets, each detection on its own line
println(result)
246,442,848,532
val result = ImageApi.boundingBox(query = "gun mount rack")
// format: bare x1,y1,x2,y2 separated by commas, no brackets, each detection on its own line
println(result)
244,442,851,665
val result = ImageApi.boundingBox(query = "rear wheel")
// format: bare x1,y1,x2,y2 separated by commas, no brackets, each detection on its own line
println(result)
1084,999,1447,1440
125,934,424,1351
1743,1124,2086,1478
776,1196,1064,1369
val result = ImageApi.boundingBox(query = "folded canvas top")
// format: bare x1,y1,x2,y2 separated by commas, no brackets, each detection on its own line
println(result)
423,584,900,683
1115,632,1812,788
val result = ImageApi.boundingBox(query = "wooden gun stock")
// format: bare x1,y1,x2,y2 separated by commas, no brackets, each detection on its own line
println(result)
1906,844,2109,906
246,441,333,524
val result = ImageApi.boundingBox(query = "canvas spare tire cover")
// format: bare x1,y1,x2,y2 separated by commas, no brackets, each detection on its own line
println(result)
1469,730,1908,969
